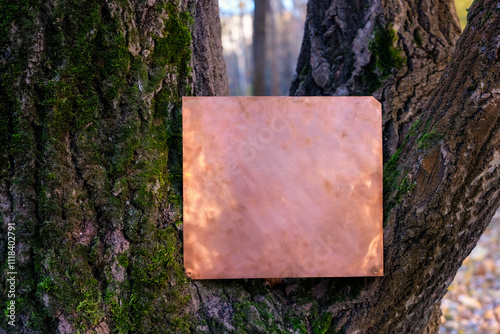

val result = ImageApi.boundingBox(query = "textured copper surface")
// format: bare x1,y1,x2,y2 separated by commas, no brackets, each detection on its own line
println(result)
183,97,383,279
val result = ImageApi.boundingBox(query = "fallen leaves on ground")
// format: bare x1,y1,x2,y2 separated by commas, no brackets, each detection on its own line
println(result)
440,209,500,334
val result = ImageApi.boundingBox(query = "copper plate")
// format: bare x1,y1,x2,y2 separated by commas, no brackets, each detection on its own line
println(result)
183,97,383,279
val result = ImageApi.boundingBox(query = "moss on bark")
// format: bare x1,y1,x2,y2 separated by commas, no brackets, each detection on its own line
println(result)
0,0,193,332
363,23,406,94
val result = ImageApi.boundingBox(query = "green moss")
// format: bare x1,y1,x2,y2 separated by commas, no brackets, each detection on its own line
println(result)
1,0,194,331
117,253,129,268
372,24,406,73
37,276,56,293
0,1,44,328
312,312,332,334
271,279,365,333
75,287,105,328
88,238,100,264
150,4,192,89
287,316,307,334
105,227,190,333
397,174,416,196
300,64,311,81
383,120,421,221
383,119,443,222
416,122,443,150
233,299,284,333
363,23,406,94
31,240,106,330
105,291,132,334
480,9,493,26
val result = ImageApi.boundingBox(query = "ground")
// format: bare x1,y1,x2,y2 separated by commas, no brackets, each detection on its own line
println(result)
440,209,500,333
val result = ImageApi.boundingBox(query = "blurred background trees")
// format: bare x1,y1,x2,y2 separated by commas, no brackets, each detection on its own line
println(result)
220,0,307,95
220,0,472,96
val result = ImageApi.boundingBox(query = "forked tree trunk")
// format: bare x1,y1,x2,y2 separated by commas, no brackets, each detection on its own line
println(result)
1,0,500,333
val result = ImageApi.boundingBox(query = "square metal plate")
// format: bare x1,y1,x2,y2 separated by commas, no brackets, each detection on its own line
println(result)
183,97,383,279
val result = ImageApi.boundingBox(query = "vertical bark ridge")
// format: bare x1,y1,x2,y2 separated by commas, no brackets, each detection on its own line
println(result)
189,0,230,96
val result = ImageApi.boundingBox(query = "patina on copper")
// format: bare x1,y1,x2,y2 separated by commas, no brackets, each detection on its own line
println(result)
183,97,383,279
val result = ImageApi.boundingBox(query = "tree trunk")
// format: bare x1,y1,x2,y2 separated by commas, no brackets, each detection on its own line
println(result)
2,0,500,334
269,0,280,96
0,0,227,332
253,0,269,95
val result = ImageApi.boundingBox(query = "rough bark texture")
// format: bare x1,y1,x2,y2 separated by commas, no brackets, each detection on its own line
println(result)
289,0,461,162
189,0,230,96
2,0,500,333
0,0,226,332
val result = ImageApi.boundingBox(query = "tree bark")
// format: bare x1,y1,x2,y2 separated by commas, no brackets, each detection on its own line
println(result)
290,0,461,162
191,0,230,96
269,0,280,96
286,0,499,332
0,0,226,332
253,0,269,95
1,0,500,333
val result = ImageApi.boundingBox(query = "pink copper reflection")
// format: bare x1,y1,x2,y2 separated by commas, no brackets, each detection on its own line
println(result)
182,97,383,279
